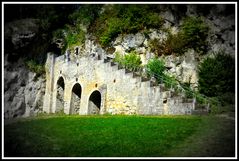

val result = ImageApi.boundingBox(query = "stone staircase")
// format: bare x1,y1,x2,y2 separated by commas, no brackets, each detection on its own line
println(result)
95,55,195,115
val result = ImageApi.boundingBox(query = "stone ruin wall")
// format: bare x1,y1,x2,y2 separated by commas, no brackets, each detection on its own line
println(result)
43,52,194,115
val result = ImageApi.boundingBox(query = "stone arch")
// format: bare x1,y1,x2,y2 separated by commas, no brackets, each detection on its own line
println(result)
70,83,82,114
88,90,101,114
56,76,65,113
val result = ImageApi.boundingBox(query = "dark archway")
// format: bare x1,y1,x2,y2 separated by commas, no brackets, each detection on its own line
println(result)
88,90,101,114
70,83,82,114
56,77,64,113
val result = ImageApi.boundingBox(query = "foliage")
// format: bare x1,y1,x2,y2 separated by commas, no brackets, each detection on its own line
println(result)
181,82,194,98
149,33,186,56
166,33,187,55
149,16,209,56
68,4,102,28
113,51,142,72
99,17,124,46
93,4,164,46
122,51,142,71
53,24,86,51
146,58,180,91
113,52,124,65
198,51,235,98
146,57,166,79
180,16,209,54
51,5,102,53
163,74,179,90
25,59,45,77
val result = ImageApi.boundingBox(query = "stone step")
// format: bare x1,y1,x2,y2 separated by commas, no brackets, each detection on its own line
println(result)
125,68,132,74
162,91,171,99
132,72,142,82
118,68,126,76
110,62,117,66
150,80,158,87
96,58,104,64
141,80,151,88
133,76,142,82
141,76,150,82
111,64,119,71
103,58,110,63
117,64,124,70
159,84,166,92
182,98,194,103
133,72,140,78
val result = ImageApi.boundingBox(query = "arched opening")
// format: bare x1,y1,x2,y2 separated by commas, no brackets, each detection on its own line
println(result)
56,77,65,113
70,83,82,114
88,90,101,114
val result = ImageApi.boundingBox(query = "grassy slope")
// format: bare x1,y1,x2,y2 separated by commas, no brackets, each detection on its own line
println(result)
164,115,235,157
4,115,235,157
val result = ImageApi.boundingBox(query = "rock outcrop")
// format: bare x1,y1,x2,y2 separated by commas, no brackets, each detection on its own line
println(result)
4,55,46,119
4,19,39,51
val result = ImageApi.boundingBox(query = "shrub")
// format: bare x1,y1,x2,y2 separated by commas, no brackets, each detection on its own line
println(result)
68,4,102,28
53,24,86,50
198,51,235,98
166,33,187,55
180,16,209,54
148,16,209,56
163,74,179,89
25,59,45,77
145,12,164,29
99,17,124,46
113,51,142,72
148,39,167,56
181,82,194,98
113,52,123,65
95,4,164,47
149,33,186,56
122,51,142,71
146,57,166,80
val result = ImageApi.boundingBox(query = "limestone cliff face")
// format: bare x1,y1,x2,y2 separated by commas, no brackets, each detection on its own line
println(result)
4,19,46,119
4,19,39,51
4,55,46,119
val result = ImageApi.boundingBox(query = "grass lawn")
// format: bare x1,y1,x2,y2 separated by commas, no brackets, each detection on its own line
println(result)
4,115,235,157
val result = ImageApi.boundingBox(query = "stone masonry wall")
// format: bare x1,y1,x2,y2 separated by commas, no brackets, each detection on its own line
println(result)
43,52,194,115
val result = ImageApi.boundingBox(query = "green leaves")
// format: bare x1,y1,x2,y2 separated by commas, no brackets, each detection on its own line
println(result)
96,4,164,47
113,51,142,72
180,16,209,54
146,57,166,78
123,51,142,71
25,59,45,78
149,16,209,56
198,51,235,97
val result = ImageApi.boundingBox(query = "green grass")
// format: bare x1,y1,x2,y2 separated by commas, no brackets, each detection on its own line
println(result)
4,115,235,157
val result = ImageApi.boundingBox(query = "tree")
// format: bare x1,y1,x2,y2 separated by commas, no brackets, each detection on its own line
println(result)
198,51,235,97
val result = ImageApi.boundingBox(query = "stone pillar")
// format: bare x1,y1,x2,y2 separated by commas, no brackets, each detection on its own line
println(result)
99,84,107,115
43,53,55,113
63,83,72,115
79,93,89,115
193,97,196,110
51,85,57,113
